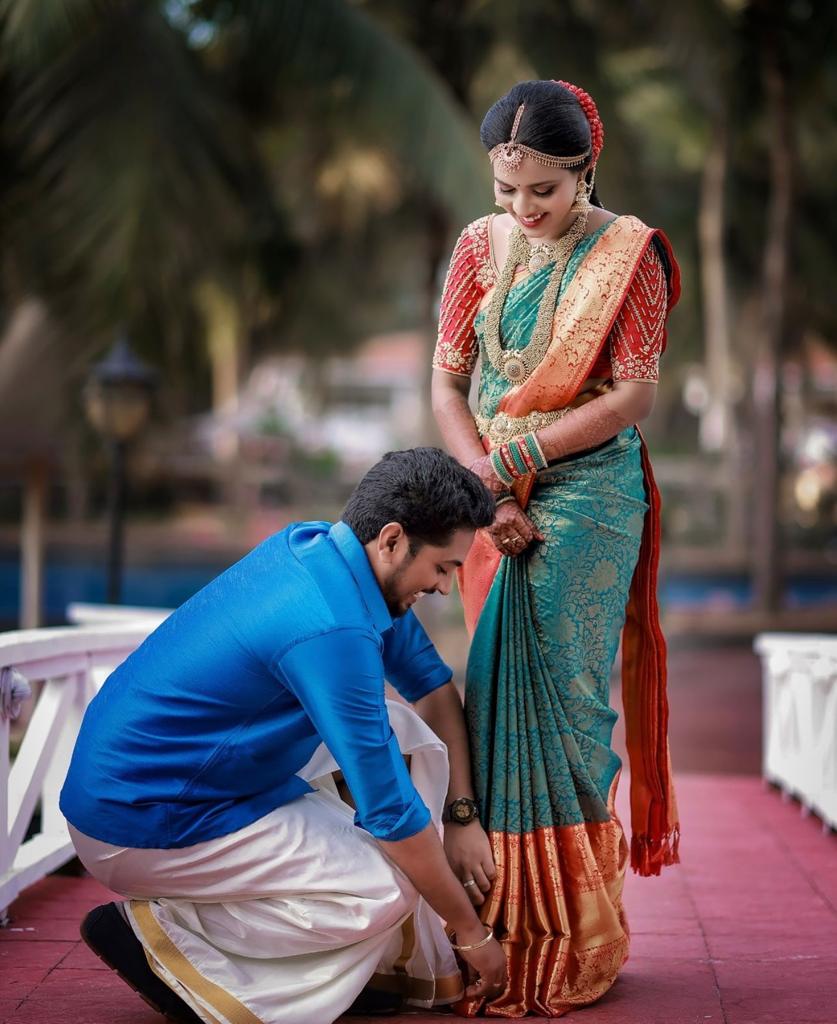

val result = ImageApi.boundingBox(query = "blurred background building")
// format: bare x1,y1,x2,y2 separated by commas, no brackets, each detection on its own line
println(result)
0,0,834,664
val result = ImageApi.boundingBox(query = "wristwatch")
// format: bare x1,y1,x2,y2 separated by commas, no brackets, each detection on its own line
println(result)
445,796,480,826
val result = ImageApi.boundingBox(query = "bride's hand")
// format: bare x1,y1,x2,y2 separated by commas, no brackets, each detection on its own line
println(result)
486,500,544,556
468,455,508,497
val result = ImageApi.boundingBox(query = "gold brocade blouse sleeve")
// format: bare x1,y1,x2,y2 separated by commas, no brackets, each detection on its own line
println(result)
609,243,667,383
433,218,492,378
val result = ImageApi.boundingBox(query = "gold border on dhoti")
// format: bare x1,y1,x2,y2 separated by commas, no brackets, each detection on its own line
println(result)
368,969,464,1002
370,912,464,1003
131,900,264,1024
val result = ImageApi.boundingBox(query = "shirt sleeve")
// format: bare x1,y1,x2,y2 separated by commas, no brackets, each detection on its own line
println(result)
432,225,483,377
274,628,431,842
609,243,667,383
382,611,453,703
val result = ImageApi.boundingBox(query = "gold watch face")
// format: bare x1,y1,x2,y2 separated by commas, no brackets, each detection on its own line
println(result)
450,798,477,824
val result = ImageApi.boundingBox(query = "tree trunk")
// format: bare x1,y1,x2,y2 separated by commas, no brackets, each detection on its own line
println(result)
752,7,794,613
696,117,749,557
197,280,243,462
20,458,48,628
422,199,450,446
697,120,731,454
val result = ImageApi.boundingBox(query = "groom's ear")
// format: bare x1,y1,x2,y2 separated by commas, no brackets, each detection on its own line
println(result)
375,522,407,565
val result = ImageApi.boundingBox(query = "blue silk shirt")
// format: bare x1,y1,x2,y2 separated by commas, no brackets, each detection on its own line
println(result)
60,521,452,849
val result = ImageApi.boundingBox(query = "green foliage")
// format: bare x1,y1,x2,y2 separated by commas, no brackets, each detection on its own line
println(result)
0,0,490,405
1,0,836,433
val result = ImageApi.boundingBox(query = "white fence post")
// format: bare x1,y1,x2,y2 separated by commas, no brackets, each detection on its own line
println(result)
756,632,837,832
41,669,93,838
0,623,157,920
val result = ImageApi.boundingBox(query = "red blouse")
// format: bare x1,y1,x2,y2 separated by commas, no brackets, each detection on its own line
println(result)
433,215,668,384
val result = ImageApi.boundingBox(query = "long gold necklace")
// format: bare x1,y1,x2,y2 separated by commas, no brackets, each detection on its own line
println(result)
483,212,589,384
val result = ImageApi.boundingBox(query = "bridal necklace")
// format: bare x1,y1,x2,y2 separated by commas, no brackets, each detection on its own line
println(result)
483,210,589,384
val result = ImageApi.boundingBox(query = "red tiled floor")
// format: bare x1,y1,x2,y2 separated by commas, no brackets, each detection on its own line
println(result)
1,774,836,1024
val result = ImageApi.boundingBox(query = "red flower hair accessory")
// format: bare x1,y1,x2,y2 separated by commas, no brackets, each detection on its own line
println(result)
554,80,605,165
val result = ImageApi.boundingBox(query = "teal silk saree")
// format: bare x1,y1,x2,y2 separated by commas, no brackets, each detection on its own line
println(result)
452,218,680,1017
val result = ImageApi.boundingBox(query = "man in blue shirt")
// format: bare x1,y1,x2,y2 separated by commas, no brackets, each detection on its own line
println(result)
61,448,507,1023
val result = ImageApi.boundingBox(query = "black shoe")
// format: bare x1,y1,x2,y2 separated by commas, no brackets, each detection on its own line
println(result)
80,902,203,1023
344,985,404,1016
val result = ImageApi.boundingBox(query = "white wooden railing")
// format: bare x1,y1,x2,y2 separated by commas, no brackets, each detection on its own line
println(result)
65,602,170,628
0,622,157,920
756,632,837,832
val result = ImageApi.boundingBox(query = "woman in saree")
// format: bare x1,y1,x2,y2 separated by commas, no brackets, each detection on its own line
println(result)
431,79,681,1017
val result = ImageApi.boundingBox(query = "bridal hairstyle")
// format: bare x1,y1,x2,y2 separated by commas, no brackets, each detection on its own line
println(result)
342,447,495,550
480,79,604,208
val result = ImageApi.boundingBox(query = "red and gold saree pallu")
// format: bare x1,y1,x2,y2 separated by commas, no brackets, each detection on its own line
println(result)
456,216,681,1017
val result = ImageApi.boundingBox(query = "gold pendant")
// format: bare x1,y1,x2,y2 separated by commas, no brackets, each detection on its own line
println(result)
528,250,549,273
502,354,527,383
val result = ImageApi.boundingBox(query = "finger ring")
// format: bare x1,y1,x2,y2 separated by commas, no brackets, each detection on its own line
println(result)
463,879,477,889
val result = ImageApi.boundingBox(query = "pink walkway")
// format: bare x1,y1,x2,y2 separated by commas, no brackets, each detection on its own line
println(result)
1,774,835,1024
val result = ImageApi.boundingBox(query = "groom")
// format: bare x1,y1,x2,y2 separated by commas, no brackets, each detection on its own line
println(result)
60,447,507,1023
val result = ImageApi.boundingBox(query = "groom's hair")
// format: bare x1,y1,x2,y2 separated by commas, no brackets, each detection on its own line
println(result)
342,447,495,549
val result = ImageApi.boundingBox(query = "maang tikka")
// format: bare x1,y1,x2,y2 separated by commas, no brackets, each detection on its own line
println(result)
488,103,592,173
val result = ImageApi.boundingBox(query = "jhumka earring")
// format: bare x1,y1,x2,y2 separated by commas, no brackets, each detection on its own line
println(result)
571,169,595,215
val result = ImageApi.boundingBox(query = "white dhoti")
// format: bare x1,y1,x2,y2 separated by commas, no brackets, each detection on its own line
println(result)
70,701,463,1024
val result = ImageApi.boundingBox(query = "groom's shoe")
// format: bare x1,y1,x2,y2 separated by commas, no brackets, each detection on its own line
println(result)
80,903,202,1023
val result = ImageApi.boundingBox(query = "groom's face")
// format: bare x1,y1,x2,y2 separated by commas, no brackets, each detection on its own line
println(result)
379,527,474,618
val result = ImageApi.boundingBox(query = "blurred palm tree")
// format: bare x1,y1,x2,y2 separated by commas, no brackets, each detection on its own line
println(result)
0,0,490,419
1,0,835,616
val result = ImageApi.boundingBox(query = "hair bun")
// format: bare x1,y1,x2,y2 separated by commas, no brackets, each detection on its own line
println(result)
553,80,604,164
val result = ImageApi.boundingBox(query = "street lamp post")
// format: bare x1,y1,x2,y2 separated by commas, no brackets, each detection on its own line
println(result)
84,337,157,604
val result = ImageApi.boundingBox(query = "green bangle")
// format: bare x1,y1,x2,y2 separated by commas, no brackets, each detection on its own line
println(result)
490,447,515,487
508,439,530,477
522,431,548,471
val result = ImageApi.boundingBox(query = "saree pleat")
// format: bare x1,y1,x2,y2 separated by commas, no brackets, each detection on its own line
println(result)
458,430,646,1017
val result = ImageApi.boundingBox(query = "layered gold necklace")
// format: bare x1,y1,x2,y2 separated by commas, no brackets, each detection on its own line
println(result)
483,211,589,384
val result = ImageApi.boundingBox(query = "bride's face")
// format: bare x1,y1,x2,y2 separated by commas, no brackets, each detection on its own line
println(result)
492,155,580,241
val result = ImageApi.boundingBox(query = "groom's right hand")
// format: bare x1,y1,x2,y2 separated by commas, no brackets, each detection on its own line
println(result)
457,928,507,999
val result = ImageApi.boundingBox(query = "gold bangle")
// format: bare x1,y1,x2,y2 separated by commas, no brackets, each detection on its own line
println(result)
450,925,494,952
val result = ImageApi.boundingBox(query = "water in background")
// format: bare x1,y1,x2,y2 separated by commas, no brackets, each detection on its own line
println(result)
1,549,836,629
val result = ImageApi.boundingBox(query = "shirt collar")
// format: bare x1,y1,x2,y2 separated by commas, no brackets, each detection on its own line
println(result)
329,521,393,635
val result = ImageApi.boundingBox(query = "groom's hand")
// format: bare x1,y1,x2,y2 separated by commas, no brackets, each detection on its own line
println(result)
444,821,496,907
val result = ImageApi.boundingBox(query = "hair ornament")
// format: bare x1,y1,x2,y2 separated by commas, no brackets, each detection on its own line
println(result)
487,85,601,172
489,103,526,171
553,80,605,164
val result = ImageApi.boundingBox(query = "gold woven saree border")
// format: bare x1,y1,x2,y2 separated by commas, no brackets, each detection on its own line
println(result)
501,215,655,417
454,817,629,1018
131,900,263,1024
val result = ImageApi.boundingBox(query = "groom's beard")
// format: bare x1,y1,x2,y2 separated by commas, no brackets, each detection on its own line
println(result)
380,554,415,617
